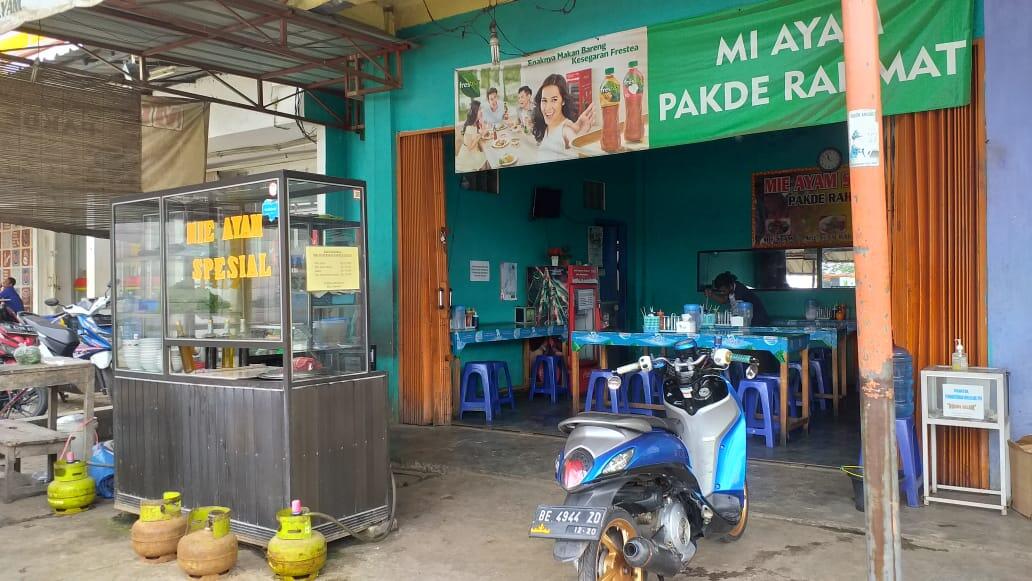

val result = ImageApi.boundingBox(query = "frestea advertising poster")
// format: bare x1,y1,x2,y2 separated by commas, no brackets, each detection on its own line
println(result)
453,0,972,173
453,28,649,173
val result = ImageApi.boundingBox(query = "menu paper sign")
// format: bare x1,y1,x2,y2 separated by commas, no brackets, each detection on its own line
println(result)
752,167,851,249
942,383,985,420
305,247,360,292
452,0,972,172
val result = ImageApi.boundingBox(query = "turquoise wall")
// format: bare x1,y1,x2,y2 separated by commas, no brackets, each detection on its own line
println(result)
443,139,642,384
319,0,984,417
639,123,857,317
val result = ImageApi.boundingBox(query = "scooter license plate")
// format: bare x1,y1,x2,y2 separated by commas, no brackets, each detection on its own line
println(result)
529,505,607,541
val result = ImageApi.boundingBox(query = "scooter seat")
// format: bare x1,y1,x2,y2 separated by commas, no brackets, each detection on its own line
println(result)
558,412,680,435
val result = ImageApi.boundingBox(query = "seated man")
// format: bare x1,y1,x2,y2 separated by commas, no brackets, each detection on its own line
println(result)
0,277,24,321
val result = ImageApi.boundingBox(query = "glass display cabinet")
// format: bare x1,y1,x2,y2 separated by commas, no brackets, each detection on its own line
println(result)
110,172,390,545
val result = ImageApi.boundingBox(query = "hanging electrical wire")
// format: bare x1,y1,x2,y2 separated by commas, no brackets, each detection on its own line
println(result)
536,0,577,15
294,89,318,144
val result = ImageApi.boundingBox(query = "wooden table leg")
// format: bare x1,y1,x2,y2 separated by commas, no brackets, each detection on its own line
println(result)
570,347,582,416
84,368,95,426
801,347,810,432
47,386,59,481
452,354,462,416
779,359,789,446
522,340,531,390
831,345,841,417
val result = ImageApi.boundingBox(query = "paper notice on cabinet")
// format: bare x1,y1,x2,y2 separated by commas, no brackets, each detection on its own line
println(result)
305,246,360,292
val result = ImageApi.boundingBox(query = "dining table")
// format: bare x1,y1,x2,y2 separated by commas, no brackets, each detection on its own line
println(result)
450,324,567,413
570,330,811,446
709,325,846,416
772,318,858,398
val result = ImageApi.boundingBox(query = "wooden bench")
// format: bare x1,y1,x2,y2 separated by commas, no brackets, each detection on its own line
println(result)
0,420,68,503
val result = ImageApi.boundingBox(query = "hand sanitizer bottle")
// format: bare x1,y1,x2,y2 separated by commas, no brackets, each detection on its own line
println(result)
951,338,969,371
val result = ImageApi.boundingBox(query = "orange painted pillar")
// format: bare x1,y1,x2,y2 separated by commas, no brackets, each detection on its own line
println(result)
841,0,903,579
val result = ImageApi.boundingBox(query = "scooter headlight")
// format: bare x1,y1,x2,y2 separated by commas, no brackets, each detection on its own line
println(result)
561,449,594,490
601,449,635,475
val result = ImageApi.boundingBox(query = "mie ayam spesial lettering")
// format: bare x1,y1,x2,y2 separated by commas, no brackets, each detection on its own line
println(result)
657,12,969,121
186,214,273,282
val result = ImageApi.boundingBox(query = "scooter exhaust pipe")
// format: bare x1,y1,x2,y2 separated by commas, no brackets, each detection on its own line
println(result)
623,537,683,577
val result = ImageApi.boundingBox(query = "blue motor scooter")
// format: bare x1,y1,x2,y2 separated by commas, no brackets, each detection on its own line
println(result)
530,343,758,580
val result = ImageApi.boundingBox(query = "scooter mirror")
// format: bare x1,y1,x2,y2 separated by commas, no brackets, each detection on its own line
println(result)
44,298,60,307
745,363,759,380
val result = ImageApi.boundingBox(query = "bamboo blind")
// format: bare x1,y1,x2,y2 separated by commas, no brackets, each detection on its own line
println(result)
885,41,988,488
0,70,141,237
397,132,452,425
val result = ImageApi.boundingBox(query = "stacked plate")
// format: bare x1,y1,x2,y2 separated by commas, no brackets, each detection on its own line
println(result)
139,338,163,372
169,349,184,373
121,340,141,371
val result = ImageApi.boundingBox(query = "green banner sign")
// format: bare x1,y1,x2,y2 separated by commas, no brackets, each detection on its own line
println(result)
648,0,973,147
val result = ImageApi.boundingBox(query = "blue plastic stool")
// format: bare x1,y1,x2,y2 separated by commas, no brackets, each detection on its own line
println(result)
625,371,656,416
789,361,829,412
860,415,923,508
529,355,569,403
484,361,515,411
756,369,802,418
737,379,780,448
585,370,620,413
459,362,494,422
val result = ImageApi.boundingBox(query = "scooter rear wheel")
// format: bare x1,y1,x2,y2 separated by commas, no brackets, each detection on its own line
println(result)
577,507,647,581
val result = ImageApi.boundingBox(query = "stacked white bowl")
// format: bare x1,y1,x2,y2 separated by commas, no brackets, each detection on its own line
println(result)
169,348,184,373
121,339,141,371
138,338,163,372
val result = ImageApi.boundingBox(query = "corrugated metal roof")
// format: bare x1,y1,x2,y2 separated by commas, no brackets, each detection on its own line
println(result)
16,0,409,93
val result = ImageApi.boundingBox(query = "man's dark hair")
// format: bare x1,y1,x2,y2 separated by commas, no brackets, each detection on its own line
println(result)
487,87,499,97
518,85,532,96
4,277,16,286
713,271,737,290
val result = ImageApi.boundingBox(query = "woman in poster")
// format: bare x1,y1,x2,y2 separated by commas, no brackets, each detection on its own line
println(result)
532,74,595,162
455,99,488,172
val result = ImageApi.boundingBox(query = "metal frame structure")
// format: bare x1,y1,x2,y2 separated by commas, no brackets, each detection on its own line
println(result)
4,0,411,132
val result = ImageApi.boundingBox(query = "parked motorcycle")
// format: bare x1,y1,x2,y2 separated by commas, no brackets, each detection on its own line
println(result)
41,290,114,394
531,342,758,580
0,298,48,417
19,288,114,396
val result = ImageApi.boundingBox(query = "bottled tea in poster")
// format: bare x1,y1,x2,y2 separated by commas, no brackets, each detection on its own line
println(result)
599,67,622,153
623,61,644,143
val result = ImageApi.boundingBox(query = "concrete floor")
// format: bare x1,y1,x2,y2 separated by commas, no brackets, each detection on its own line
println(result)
454,391,863,468
1,424,1030,580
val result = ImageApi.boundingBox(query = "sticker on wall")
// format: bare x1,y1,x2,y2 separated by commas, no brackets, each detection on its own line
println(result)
500,262,517,301
847,109,881,168
470,260,490,282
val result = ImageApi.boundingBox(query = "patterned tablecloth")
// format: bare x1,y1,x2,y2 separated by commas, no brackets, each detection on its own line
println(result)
571,330,809,363
772,319,858,333
703,326,839,351
451,325,567,353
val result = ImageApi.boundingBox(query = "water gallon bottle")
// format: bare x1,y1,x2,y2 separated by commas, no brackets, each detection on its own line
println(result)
892,346,915,418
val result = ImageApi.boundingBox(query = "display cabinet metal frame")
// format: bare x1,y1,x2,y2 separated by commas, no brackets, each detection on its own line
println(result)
109,171,390,545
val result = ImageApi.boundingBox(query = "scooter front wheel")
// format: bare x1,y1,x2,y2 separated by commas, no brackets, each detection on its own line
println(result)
577,507,647,581
720,483,749,542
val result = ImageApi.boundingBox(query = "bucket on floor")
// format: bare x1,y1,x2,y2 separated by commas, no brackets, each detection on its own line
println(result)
842,466,865,511
842,465,906,512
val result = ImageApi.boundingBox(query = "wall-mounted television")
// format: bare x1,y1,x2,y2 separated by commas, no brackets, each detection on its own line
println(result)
531,187,561,219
